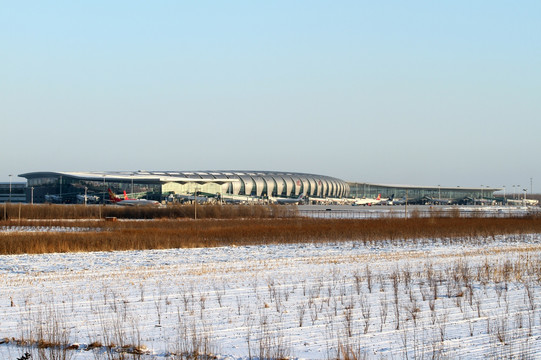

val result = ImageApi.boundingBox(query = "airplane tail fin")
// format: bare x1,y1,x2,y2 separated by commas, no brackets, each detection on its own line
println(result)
123,190,129,200
108,188,120,202
376,194,381,200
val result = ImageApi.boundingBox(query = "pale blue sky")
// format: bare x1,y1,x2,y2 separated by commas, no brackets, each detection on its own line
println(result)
1,1,540,192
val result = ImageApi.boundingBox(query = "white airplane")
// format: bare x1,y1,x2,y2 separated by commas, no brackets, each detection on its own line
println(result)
221,196,244,204
76,194,100,204
269,193,305,204
108,189,160,206
506,198,539,206
175,193,213,203
307,197,332,205
352,194,383,206
219,194,262,204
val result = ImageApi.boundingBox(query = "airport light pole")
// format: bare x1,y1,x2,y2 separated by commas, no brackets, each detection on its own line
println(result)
438,185,441,202
84,187,88,206
405,189,408,219
31,187,34,205
194,185,198,220
480,185,483,200
8,174,12,203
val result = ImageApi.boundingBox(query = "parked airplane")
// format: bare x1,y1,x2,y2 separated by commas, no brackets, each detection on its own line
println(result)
44,194,62,203
108,189,160,206
379,194,395,205
339,198,357,205
393,195,438,205
307,197,333,205
175,193,213,204
506,198,539,206
220,196,244,204
392,195,458,206
76,194,100,204
269,193,305,204
422,196,451,205
352,194,382,206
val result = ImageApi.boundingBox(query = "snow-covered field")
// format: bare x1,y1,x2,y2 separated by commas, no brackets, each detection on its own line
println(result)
1,234,541,359
0,226,99,234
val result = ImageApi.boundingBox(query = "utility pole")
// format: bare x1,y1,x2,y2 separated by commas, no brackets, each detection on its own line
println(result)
9,174,12,203
531,178,533,195
194,187,198,220
405,190,408,219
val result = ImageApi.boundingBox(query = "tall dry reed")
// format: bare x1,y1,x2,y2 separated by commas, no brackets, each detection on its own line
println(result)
1,217,541,255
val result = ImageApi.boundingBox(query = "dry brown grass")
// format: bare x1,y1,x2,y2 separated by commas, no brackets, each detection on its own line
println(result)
0,203,296,220
1,216,541,255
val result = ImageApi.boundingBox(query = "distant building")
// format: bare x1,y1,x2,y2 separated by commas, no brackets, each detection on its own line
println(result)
348,182,503,205
0,182,26,203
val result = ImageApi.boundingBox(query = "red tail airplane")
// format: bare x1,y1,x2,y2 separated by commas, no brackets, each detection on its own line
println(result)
108,189,160,206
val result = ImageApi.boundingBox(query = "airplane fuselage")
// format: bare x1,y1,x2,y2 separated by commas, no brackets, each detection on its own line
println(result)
269,194,304,204
113,199,160,206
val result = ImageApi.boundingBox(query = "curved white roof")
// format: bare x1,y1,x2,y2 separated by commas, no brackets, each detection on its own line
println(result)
20,170,350,198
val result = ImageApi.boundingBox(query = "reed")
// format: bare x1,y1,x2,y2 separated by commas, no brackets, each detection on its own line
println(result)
1,217,541,255
0,203,297,220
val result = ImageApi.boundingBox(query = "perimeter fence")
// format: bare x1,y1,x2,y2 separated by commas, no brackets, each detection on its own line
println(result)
299,207,541,219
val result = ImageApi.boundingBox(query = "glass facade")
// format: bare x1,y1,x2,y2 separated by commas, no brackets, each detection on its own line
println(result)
348,182,502,204
22,175,162,204
0,183,26,203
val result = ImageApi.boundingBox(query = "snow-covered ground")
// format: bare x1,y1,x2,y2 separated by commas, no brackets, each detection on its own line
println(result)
1,234,541,359
0,226,100,234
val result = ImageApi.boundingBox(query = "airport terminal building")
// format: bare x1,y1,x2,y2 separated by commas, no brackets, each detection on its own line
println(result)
0,182,26,203
19,171,350,204
16,170,503,205
349,182,503,204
